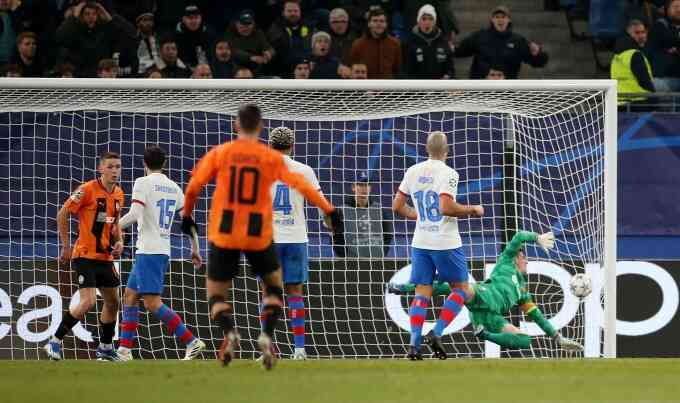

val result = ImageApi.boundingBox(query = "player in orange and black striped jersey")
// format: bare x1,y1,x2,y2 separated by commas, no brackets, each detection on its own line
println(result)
43,152,125,362
182,104,343,370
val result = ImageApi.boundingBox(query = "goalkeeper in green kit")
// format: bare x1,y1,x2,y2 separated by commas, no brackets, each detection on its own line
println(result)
467,231,582,351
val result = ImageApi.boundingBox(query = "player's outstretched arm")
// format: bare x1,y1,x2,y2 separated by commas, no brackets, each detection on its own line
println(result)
501,231,554,261
392,191,417,220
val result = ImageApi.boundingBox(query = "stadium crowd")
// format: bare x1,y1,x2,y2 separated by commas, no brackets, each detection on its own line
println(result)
0,0,550,80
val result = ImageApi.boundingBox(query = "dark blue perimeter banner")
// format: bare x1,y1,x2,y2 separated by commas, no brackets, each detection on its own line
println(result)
0,112,678,259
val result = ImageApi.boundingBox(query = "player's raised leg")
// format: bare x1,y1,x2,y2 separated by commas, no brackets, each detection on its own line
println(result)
249,246,285,370
206,246,240,366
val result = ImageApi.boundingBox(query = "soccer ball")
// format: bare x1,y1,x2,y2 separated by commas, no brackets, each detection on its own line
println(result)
569,273,592,298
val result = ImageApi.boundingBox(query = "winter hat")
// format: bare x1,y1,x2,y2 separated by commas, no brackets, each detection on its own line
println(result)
311,31,332,45
417,4,437,23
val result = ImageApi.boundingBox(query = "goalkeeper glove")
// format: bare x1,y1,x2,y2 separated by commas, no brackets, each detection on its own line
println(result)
553,333,583,352
537,231,555,252
325,209,344,235
181,215,198,237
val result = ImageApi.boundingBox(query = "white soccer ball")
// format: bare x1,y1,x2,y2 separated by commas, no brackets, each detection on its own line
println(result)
569,273,592,298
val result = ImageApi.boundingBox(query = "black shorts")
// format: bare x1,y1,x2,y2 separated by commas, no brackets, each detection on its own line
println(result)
72,258,120,289
208,243,279,282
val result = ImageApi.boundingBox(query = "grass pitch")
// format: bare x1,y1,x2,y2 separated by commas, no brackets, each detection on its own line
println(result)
2,359,679,403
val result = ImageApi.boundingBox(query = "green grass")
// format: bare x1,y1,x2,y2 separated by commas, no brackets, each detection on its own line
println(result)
2,359,679,403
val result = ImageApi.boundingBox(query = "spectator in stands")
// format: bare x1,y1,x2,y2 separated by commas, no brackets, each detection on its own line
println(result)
136,11,161,76
192,63,212,78
454,6,548,79
349,7,402,79
12,31,43,77
612,19,655,109
350,62,368,79
174,5,215,71
145,66,162,78
293,58,311,79
403,4,455,79
225,9,274,76
332,171,393,259
210,38,236,78
402,1,460,45
55,1,136,77
157,36,191,78
267,0,312,77
96,58,117,77
485,65,506,79
646,0,680,91
328,8,355,78
0,0,21,65
309,31,340,79
234,65,254,78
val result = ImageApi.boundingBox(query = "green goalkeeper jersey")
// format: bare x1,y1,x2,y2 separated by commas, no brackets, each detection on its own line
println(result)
472,231,537,314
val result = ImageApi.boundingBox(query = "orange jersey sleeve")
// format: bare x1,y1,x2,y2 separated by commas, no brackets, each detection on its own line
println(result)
68,179,124,261
276,161,334,214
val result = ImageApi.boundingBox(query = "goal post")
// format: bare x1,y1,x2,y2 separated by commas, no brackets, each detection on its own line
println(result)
0,78,617,359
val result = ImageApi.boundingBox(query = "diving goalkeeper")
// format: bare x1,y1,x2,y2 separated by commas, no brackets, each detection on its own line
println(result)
467,231,582,351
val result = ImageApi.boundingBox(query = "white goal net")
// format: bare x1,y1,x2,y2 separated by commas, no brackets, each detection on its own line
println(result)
0,79,616,360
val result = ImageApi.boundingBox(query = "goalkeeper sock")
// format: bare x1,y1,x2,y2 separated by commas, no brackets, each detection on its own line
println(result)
154,304,196,346
54,311,79,340
408,294,429,347
119,305,139,349
484,331,531,349
433,288,465,337
259,300,266,331
99,320,116,345
287,294,305,349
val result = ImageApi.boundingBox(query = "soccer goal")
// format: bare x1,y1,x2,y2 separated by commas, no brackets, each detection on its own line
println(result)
0,78,616,360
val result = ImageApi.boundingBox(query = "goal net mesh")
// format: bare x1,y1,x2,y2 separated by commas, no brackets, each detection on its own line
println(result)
0,84,606,359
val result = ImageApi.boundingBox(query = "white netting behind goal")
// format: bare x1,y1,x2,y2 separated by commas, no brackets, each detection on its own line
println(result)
0,80,611,359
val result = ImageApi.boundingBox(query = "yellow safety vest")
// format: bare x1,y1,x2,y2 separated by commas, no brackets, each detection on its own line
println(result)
610,49,653,104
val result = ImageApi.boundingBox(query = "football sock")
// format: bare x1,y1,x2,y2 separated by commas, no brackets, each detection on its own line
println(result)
54,311,79,340
119,305,139,349
287,294,305,349
433,288,465,337
99,320,116,346
409,294,429,348
154,304,195,345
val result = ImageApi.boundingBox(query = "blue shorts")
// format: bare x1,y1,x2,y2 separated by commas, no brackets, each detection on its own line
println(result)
126,254,169,295
275,243,309,284
410,247,468,285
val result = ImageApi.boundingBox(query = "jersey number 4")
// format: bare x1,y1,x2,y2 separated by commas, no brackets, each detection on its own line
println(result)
273,184,292,215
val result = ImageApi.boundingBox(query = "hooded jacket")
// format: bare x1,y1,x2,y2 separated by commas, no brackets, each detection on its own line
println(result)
403,25,454,79
455,23,548,79
267,17,311,77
